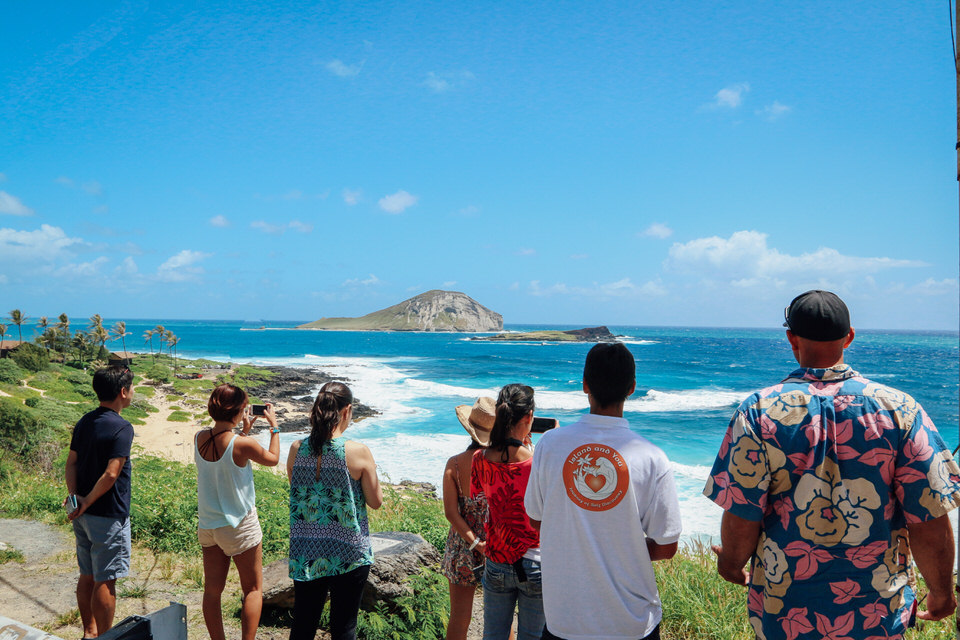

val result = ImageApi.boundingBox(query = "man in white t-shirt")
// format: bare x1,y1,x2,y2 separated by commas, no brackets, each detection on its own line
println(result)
525,342,682,640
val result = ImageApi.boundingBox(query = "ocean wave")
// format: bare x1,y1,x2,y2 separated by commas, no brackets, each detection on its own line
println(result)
670,461,712,481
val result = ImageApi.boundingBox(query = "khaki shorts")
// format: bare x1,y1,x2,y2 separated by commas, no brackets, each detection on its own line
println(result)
198,507,263,557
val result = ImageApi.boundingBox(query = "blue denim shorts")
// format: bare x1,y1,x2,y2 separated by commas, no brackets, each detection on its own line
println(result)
73,514,131,582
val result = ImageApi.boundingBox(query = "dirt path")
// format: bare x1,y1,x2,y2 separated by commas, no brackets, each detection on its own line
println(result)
0,519,76,627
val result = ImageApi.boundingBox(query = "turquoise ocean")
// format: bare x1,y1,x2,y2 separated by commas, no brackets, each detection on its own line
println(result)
112,321,959,541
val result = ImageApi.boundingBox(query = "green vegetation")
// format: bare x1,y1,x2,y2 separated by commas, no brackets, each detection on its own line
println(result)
0,547,25,564
0,349,953,640
0,359,24,384
167,410,191,422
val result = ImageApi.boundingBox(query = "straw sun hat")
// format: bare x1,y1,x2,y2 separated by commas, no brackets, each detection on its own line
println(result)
455,397,496,446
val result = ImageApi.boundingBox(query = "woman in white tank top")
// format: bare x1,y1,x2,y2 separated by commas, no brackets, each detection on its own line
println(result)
195,383,280,640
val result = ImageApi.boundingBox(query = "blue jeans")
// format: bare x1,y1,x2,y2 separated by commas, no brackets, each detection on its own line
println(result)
482,558,545,640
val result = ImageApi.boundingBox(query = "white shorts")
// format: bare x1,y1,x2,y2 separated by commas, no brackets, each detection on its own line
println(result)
197,507,262,557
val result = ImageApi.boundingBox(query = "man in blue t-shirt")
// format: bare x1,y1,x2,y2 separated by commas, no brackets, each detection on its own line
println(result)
65,366,135,638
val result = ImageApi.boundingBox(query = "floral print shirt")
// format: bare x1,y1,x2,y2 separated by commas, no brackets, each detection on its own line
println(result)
704,365,960,640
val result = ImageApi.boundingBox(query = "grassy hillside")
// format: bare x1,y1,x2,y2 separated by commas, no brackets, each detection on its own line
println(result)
0,352,953,639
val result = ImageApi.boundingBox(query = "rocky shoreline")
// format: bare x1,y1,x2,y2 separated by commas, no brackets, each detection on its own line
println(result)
243,365,379,433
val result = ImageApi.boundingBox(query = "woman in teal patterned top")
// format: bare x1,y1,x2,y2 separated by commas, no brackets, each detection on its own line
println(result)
286,382,383,640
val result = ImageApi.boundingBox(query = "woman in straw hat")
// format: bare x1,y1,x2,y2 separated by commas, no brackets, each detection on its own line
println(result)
441,397,501,640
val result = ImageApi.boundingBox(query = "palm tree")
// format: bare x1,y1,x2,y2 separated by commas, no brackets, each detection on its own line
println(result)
72,331,90,369
91,325,109,359
143,329,155,362
111,321,131,358
154,325,166,356
36,316,49,343
168,334,181,373
0,323,7,353
8,310,26,344
38,328,57,354
56,314,70,354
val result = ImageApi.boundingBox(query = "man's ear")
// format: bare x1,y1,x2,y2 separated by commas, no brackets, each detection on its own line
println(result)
843,327,855,349
582,380,590,396
786,330,800,351
626,381,636,398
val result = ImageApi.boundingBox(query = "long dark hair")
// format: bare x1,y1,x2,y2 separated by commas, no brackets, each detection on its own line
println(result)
308,381,353,455
489,384,535,461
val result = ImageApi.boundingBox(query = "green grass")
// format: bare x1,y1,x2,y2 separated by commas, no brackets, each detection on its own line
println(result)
167,410,191,422
0,548,25,563
135,385,155,397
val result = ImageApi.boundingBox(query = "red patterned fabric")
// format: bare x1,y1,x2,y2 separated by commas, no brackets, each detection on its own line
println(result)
470,449,539,564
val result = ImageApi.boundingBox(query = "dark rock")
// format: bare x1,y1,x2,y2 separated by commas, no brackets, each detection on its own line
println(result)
562,326,616,341
262,531,440,611
397,480,438,499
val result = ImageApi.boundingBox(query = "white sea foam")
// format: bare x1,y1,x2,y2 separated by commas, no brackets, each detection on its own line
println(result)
670,461,713,482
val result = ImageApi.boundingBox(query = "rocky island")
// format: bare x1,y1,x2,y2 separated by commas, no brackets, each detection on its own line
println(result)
297,290,503,332
471,326,618,342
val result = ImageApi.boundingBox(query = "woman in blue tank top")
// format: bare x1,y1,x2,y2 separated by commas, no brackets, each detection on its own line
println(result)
286,381,383,640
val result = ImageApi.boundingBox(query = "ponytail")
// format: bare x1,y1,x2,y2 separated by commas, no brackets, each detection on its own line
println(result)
489,383,535,461
308,381,353,455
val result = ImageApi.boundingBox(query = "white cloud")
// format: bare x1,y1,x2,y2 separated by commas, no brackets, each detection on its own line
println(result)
457,205,480,217
378,190,418,214
529,278,666,299
326,59,363,77
640,222,673,239
289,220,313,234
570,254,589,260
0,173,6,182
758,101,791,121
343,274,380,287
55,176,75,187
709,83,750,109
157,249,211,282
117,256,139,274
0,191,34,216
0,274,7,284
667,231,922,281
282,189,304,201
93,205,109,214
251,220,285,235
210,215,230,228
52,256,109,277
82,181,102,196
422,70,474,93
0,224,83,260
442,280,457,288
343,188,362,205
516,248,536,256
251,220,313,234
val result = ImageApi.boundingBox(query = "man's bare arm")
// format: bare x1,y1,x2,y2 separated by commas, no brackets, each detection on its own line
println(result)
908,515,957,622
712,510,761,585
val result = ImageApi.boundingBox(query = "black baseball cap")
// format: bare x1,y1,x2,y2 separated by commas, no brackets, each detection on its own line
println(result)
783,290,851,341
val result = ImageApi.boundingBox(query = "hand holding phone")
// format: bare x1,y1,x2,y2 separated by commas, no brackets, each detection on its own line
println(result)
531,417,558,433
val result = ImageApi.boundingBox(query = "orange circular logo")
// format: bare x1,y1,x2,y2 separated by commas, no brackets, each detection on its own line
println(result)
561,443,630,511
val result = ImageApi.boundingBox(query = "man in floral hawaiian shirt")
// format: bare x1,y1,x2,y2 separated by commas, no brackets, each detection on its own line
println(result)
704,290,960,640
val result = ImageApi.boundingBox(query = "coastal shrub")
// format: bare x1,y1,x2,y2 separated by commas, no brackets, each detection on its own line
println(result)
167,410,191,422
144,365,172,384
253,468,291,561
0,453,64,520
0,382,40,400
130,456,200,554
11,343,48,373
135,385,155,397
355,568,449,640
0,398,58,461
27,396,86,431
0,360,24,385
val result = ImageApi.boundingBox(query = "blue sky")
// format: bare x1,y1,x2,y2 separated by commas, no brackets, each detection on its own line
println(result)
1,1,957,329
